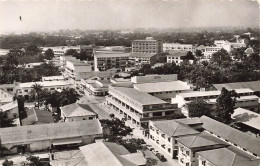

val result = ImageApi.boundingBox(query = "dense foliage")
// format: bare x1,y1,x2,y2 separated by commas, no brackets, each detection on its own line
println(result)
185,99,213,118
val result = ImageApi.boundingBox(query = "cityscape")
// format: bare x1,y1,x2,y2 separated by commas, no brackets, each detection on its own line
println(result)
0,0,260,166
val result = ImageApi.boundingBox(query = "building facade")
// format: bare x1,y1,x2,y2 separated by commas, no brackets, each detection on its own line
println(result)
132,37,163,54
130,53,157,67
163,43,195,53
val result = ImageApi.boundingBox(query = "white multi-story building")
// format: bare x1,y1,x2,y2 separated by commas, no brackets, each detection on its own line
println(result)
149,119,200,159
166,51,187,65
64,60,92,82
42,45,93,57
81,77,110,96
94,52,130,71
132,37,163,54
106,86,178,129
163,43,195,53
172,88,259,116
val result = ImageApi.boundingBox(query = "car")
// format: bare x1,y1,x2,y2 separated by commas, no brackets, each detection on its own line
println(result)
146,145,154,151
152,149,159,156
156,153,167,162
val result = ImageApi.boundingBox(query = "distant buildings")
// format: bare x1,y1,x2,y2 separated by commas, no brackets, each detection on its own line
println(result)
0,120,103,154
93,52,130,71
129,53,157,67
163,43,195,53
132,37,163,54
106,85,178,129
166,51,187,65
60,103,98,122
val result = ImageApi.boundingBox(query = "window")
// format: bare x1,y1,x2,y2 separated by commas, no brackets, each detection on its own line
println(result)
83,118,86,120
168,148,171,153
186,151,190,156
186,163,189,166
202,161,206,166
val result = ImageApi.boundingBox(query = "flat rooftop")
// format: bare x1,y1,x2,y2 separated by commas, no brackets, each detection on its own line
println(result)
94,52,130,58
130,53,157,58
19,81,72,88
111,86,167,105
133,80,190,93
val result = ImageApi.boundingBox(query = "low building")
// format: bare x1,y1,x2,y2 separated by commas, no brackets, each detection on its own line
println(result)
24,62,42,68
149,119,200,159
0,84,16,95
0,101,19,119
60,103,98,122
50,142,146,166
166,51,186,65
42,76,65,82
130,53,157,67
42,45,93,57
21,108,54,125
131,74,178,84
198,147,260,166
0,89,13,105
231,107,260,137
93,52,130,71
106,86,178,130
176,131,229,166
81,77,110,96
15,81,72,100
200,116,260,158
163,43,195,53
134,80,191,102
0,120,103,154
244,47,254,56
172,88,259,116
132,37,163,54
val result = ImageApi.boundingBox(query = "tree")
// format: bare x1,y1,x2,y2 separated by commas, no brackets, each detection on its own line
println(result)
167,112,186,119
25,155,43,166
59,88,80,106
0,112,15,127
44,49,54,60
29,83,43,108
216,88,238,124
120,138,146,153
185,98,213,118
210,49,231,67
65,49,77,56
146,157,157,166
2,159,13,166
100,118,132,142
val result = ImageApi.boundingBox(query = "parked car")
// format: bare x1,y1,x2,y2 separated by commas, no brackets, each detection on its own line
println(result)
152,149,159,156
156,153,167,162
146,145,154,151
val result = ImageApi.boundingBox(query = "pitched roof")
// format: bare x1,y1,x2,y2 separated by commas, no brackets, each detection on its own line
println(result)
244,47,254,54
198,148,260,166
111,86,167,105
232,108,260,131
176,131,228,149
152,120,200,137
51,150,87,166
60,103,97,118
133,80,191,93
200,116,260,156
212,81,260,92
130,53,157,58
79,142,144,166
174,118,202,125
0,101,18,112
21,108,54,125
0,119,102,144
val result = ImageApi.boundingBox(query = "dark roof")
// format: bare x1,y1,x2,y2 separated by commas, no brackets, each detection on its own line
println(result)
130,53,157,58
200,116,260,156
21,108,54,125
212,81,260,92
0,120,102,144
152,120,200,137
198,147,260,166
175,118,203,126
176,131,228,149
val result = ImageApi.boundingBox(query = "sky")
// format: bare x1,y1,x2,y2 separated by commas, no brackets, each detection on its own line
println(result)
0,0,259,34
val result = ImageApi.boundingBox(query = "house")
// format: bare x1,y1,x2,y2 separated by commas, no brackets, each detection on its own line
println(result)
198,147,260,166
21,108,54,125
60,103,98,122
0,101,19,119
149,119,200,159
0,89,14,105
176,131,229,166
200,116,260,158
50,142,146,166
106,85,178,130
14,81,72,100
231,107,260,137
0,120,103,154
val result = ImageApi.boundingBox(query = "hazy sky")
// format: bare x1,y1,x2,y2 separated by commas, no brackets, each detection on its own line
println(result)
0,0,259,34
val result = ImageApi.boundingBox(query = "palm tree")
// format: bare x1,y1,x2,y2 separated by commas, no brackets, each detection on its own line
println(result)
29,83,43,108
59,88,80,106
